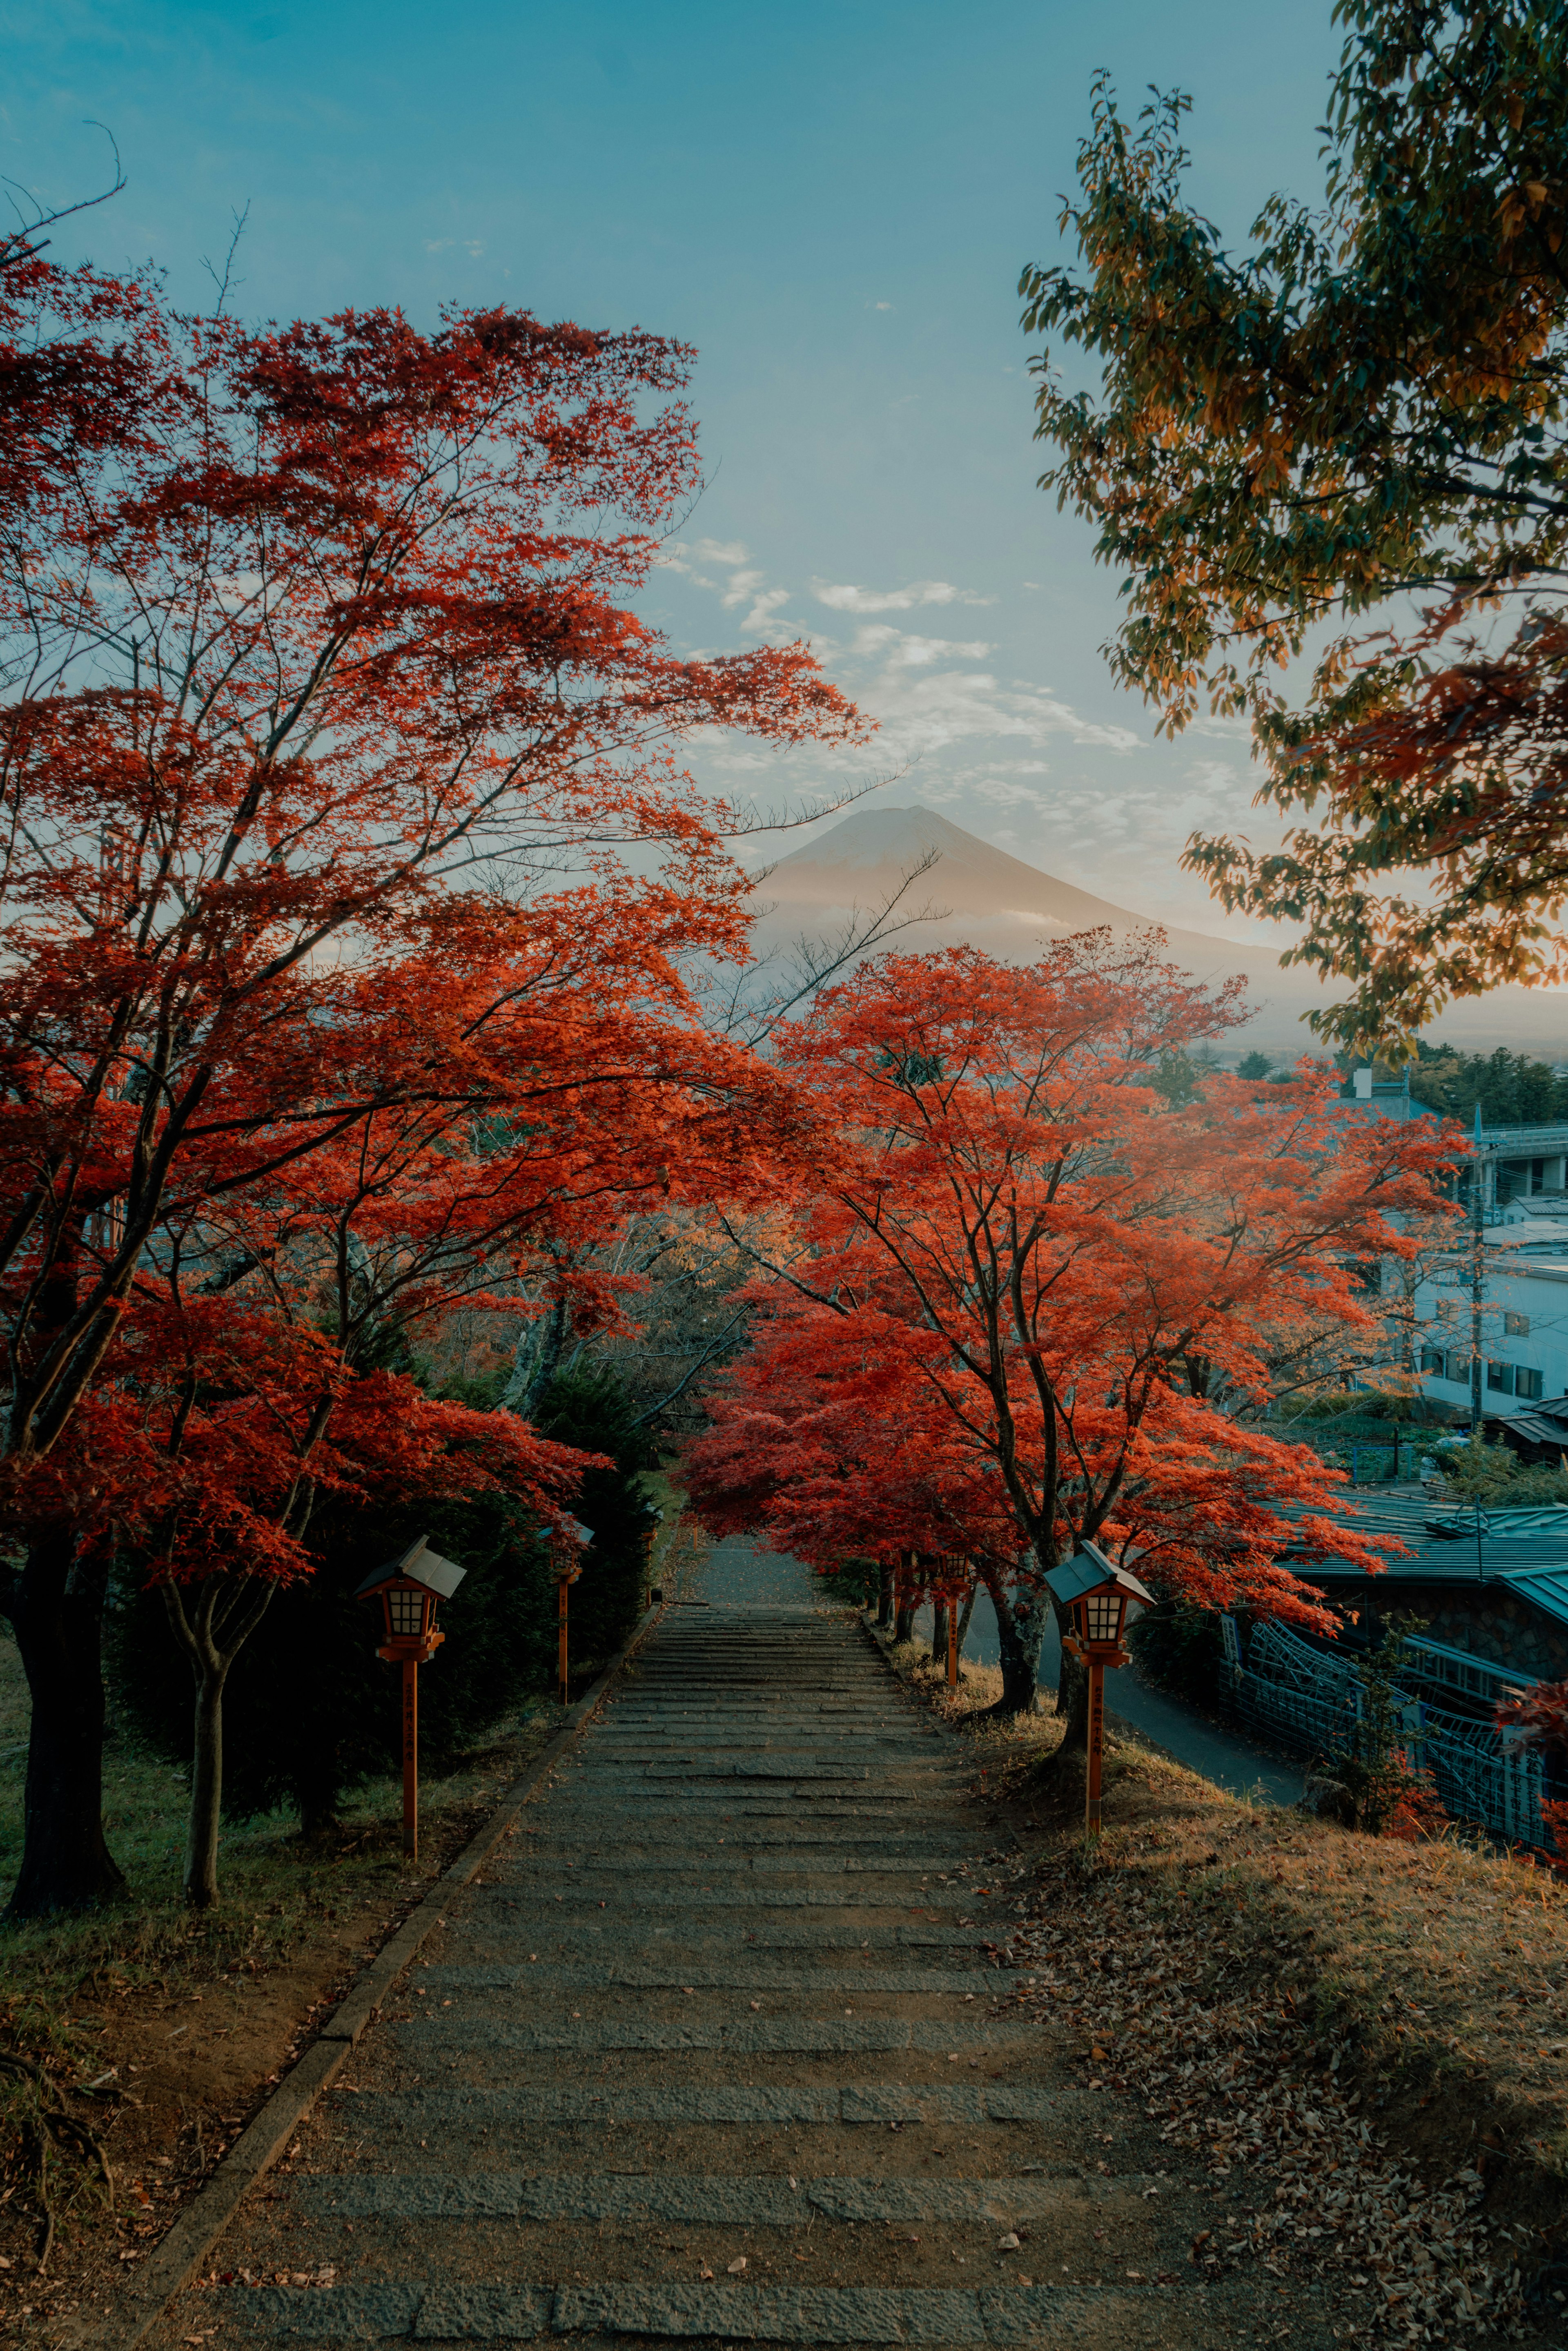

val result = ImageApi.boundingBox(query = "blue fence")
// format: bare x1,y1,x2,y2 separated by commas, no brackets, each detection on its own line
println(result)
1225,1618,1553,1850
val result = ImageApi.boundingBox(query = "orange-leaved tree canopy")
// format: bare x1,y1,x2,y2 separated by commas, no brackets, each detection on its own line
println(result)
685,938,1454,1721
0,263,865,1914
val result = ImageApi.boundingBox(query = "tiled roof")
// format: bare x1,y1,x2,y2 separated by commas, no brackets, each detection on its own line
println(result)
1279,1489,1568,1586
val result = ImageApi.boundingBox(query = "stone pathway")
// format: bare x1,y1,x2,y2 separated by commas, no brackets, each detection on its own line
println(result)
164,1541,1328,2350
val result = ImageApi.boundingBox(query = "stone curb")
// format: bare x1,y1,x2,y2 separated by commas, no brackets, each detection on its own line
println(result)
96,1601,665,2351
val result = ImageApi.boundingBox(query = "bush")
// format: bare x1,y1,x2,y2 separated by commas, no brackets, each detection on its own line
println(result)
531,1365,660,1663
1126,1594,1229,1709
1432,1432,1568,1506
106,1362,659,1832
107,1486,559,1832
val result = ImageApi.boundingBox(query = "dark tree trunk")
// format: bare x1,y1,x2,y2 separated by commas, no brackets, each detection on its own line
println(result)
1054,1640,1090,1754
954,1584,977,1661
893,1597,918,1644
973,1566,1051,1718
3,1525,127,1918
185,1664,230,1910
929,1597,949,1665
161,1574,278,1910
875,1563,893,1629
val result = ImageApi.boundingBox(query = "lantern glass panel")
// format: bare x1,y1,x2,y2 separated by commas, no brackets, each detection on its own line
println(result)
1083,1590,1125,1646
388,1584,427,1640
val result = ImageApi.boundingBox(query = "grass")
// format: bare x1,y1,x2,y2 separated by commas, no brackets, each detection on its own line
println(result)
0,1627,556,1997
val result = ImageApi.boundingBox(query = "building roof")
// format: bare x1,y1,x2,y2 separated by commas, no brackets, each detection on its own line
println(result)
1281,1487,1568,1589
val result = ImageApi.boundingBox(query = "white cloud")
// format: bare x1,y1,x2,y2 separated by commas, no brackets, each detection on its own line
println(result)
741,587,793,634
720,566,766,610
657,536,755,584
852,624,991,668
856,662,1141,765
813,579,991,614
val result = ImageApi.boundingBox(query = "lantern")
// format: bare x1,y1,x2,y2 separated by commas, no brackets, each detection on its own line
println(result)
929,1549,971,1687
1044,1540,1154,1836
354,1535,466,1859
550,1517,594,1706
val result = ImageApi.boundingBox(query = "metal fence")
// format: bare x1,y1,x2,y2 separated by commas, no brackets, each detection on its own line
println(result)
1225,1617,1555,1850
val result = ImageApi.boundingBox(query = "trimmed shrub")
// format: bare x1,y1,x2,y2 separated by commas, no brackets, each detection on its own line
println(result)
105,1362,658,1830
107,1488,557,1832
1127,1594,1230,1710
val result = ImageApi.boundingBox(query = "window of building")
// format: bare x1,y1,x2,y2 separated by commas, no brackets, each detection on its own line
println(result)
1506,1310,1531,1336
1488,1360,1516,1393
1421,1347,1446,1377
1517,1366,1545,1402
1435,1298,1458,1323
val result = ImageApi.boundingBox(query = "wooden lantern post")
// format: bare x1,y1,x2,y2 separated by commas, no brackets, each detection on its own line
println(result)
641,1509,663,1612
930,1551,969,1688
355,1536,467,1861
552,1518,593,1707
1045,1542,1154,1837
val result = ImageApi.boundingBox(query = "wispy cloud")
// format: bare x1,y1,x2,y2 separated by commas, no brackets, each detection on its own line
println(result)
852,624,991,668
814,578,991,614
660,539,797,638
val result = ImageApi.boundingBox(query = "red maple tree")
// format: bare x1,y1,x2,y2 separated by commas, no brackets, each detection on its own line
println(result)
686,938,1451,1725
0,270,863,1913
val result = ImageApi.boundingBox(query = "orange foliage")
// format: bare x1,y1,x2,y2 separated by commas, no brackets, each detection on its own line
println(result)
688,937,1452,1703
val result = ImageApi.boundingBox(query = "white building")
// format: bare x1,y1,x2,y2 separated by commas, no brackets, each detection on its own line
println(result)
1412,1117,1568,1416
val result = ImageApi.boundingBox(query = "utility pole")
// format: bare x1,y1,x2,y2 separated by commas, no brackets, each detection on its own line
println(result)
1471,1101,1485,1442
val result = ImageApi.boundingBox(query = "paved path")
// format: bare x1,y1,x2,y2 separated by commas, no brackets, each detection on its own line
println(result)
167,1540,1318,2350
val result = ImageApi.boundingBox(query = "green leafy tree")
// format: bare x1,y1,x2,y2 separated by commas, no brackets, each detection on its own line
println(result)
532,1366,661,1671
1408,1041,1568,1124
1020,0,1568,1048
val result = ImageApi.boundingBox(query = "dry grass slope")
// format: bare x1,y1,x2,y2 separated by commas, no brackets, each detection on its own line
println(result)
871,1618,1568,2335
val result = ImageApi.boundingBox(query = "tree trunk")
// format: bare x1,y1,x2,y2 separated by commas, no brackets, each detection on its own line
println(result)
954,1584,977,1661
185,1663,230,1910
160,1574,278,1910
1054,1641,1090,1754
875,1563,893,1628
893,1597,918,1644
973,1565,1051,1717
2,1525,127,1919
929,1597,949,1665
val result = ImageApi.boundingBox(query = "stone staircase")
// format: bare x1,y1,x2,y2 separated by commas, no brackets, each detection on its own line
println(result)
181,1590,1188,2348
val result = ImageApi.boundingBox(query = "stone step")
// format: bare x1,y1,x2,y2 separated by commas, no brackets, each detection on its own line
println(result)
419,1962,1010,1994
388,2018,1026,2055
491,1856,990,1875
227,2279,1093,2343
496,1838,982,1859
443,1922,987,1951
326,2081,1064,2128
291,2171,1065,2225
470,1884,983,1910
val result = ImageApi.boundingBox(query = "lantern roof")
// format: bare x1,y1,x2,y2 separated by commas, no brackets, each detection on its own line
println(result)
352,1533,467,1603
1044,1539,1154,1612
555,1516,595,1549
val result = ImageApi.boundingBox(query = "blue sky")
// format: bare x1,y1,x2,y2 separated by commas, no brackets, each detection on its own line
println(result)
5,0,1344,937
